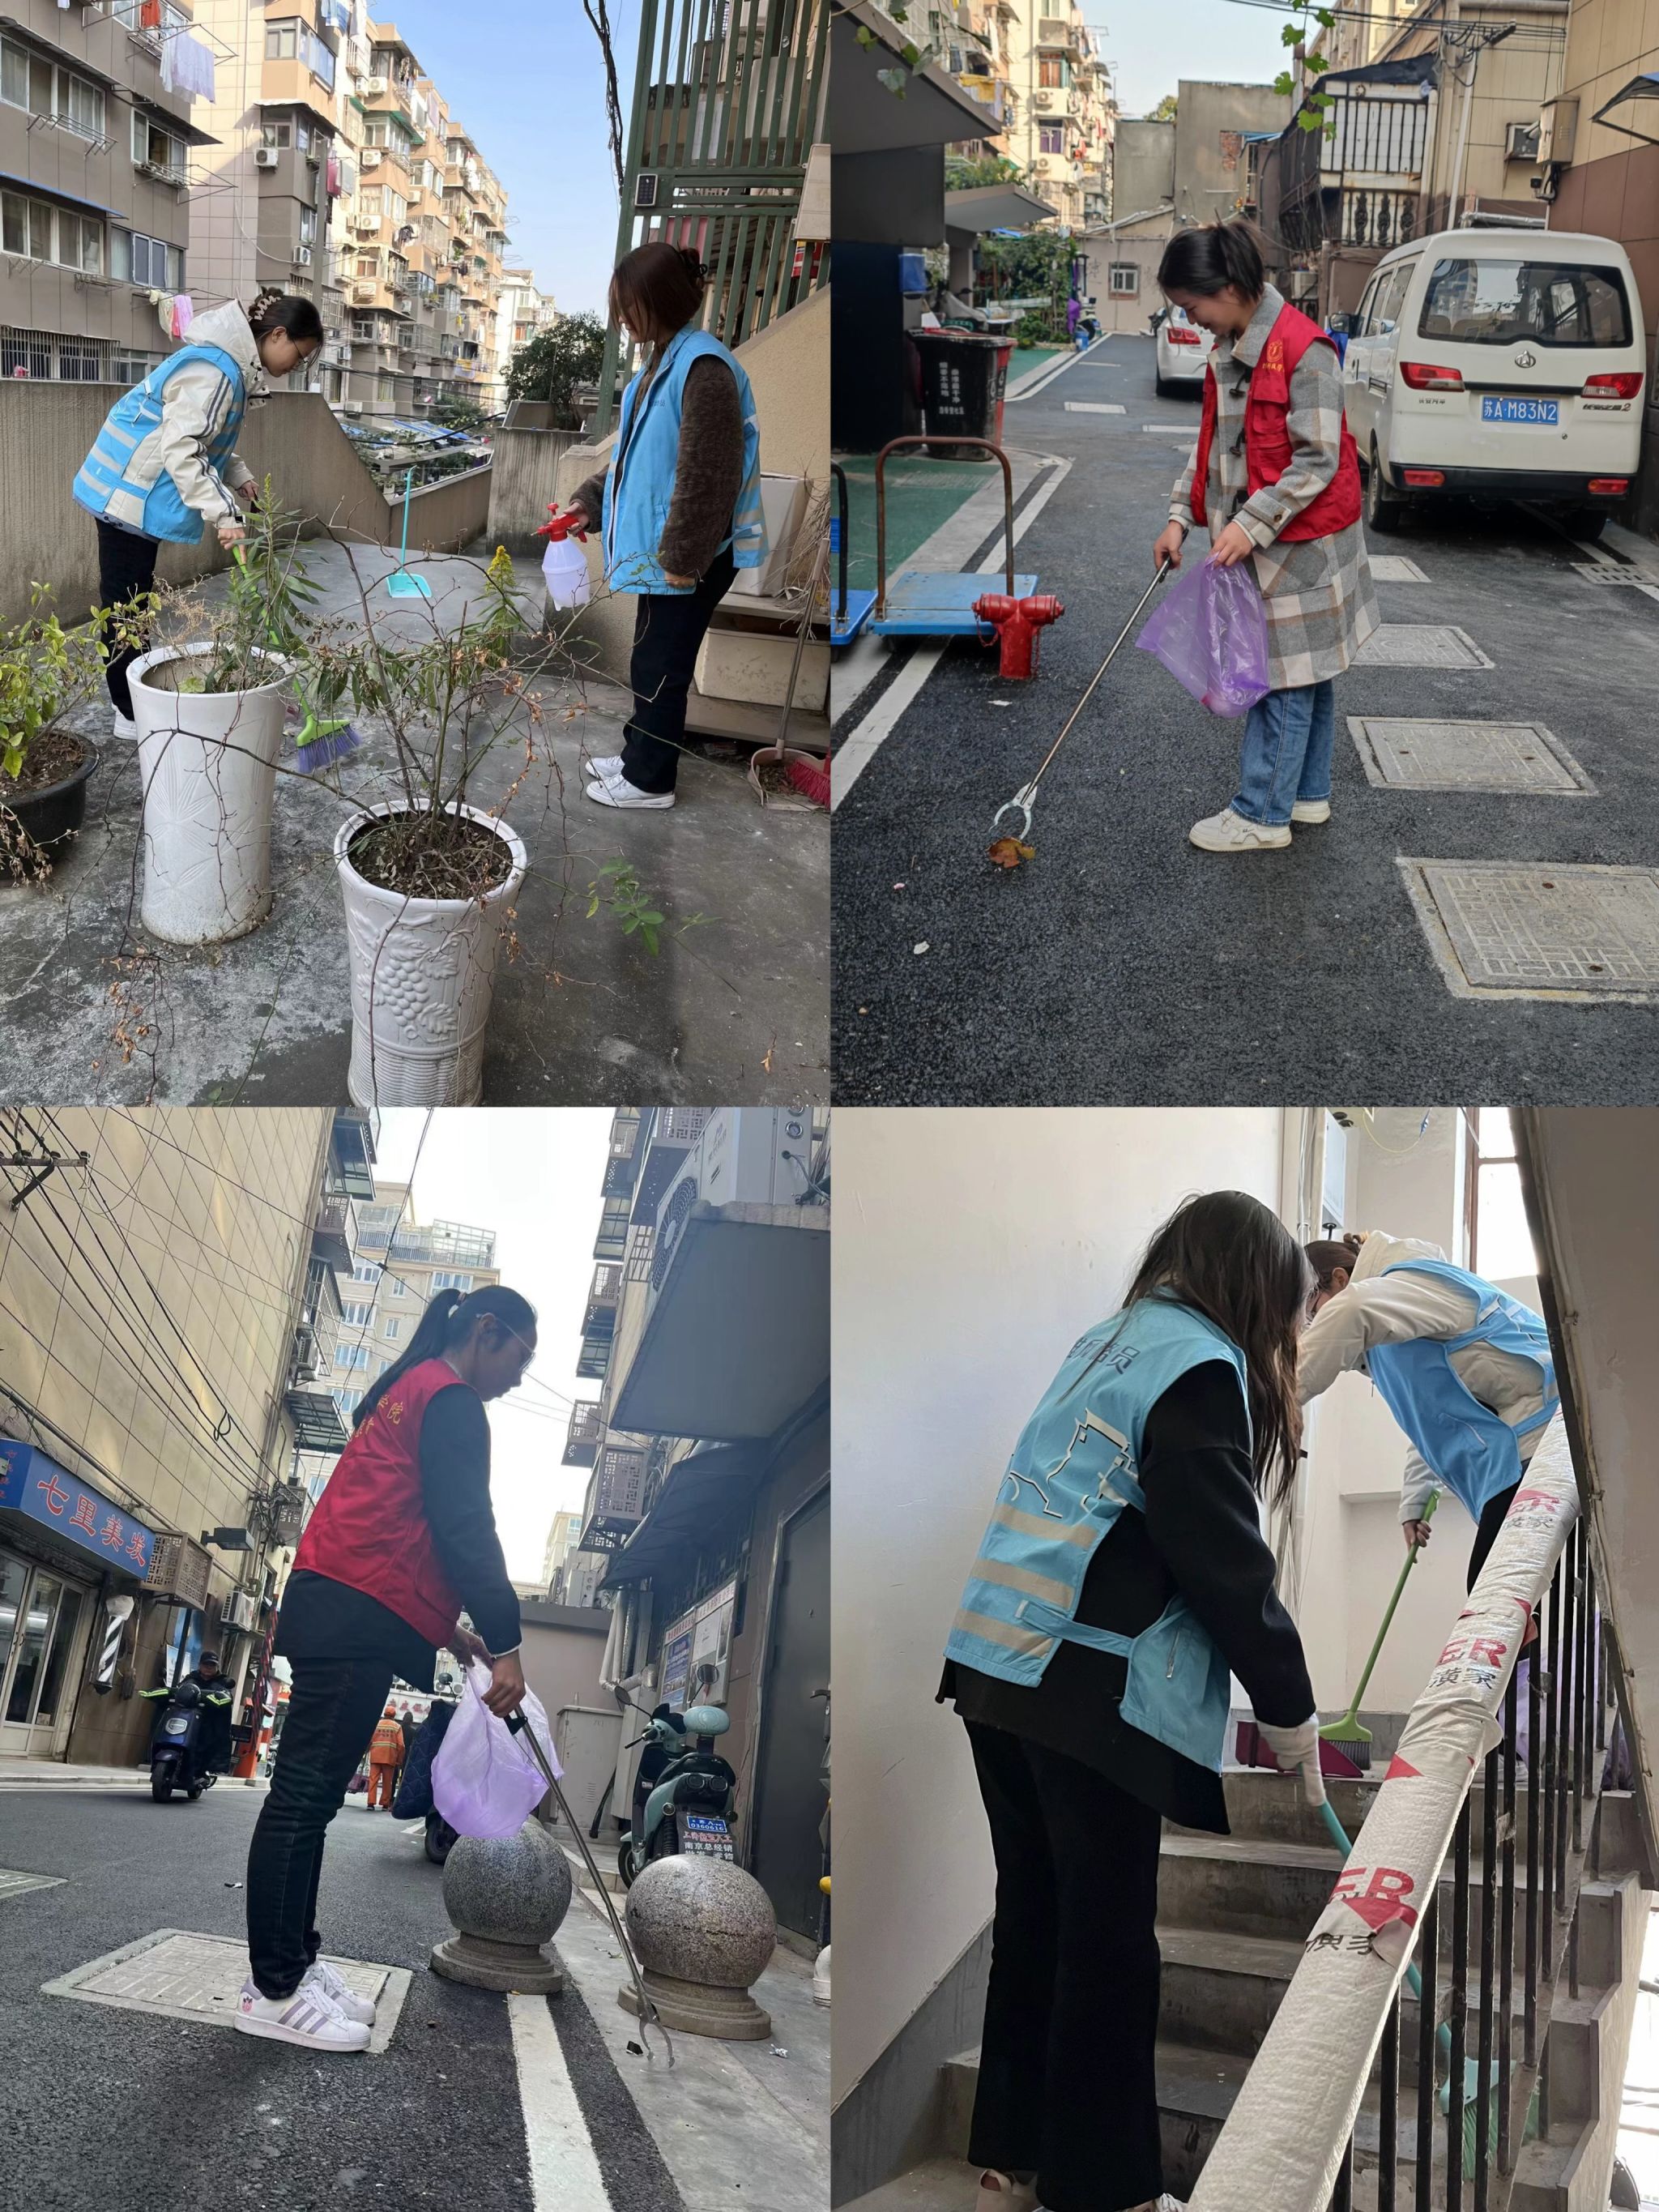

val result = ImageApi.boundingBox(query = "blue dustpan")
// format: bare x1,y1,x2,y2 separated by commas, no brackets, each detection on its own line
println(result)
386,467,432,600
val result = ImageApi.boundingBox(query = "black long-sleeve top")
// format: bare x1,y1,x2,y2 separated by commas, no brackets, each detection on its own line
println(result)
939,1361,1314,1833
276,1385,522,1691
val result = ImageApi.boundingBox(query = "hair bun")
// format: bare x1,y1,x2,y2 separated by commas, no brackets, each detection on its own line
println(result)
674,246,707,285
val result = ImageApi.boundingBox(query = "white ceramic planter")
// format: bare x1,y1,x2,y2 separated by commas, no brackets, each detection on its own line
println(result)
129,644,289,946
334,799,527,1108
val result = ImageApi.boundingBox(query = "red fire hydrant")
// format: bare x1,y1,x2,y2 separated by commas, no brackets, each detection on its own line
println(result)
972,591,1065,681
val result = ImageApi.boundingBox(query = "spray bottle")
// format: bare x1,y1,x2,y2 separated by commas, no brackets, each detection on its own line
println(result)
535,504,591,610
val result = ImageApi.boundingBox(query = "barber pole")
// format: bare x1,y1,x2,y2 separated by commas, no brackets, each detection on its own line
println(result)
93,1595,134,1694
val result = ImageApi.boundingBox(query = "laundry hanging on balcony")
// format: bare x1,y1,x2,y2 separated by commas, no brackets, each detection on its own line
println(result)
161,30,216,101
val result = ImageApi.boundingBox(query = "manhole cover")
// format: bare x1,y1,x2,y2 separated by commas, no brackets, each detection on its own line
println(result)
43,1929,411,2053
1354,626,1493,668
1367,556,1430,583
1570,563,1659,585
1349,718,1593,794
0,1869,64,1901
1399,860,1659,1001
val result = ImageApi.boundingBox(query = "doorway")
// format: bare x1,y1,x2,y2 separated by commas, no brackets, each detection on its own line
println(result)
748,1485,830,1941
0,1552,92,1758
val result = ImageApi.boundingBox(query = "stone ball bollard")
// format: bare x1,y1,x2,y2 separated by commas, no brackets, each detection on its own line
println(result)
429,1817,572,1993
620,1854,776,2040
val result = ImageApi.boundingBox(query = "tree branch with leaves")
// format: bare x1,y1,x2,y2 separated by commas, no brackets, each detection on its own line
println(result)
1273,3,1338,134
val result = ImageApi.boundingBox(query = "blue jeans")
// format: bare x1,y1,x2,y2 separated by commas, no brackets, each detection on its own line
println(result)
1231,678,1336,827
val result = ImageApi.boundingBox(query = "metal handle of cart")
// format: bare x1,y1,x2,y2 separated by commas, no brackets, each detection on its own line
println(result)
873,435,1015,621
830,461,849,629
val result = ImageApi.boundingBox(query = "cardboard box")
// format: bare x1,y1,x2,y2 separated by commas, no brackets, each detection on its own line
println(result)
730,473,810,597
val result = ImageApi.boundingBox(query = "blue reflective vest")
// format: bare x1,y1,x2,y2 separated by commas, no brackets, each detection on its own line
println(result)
945,1295,1249,1773
72,340,247,545
1367,1259,1558,1519
602,326,766,595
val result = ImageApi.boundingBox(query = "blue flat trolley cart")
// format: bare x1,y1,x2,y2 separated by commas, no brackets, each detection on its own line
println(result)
829,462,876,645
868,436,1036,639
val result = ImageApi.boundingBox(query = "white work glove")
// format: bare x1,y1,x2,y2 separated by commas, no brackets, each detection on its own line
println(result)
1257,1715,1327,1808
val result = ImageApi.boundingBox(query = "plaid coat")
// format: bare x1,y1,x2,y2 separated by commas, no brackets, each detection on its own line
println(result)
1169,285,1380,691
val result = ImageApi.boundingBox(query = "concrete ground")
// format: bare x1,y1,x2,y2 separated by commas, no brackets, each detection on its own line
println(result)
2,544,827,1107
0,1772,828,2212
832,331,1659,1104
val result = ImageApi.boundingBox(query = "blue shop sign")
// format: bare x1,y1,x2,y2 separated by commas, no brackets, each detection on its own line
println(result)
0,1441,156,1576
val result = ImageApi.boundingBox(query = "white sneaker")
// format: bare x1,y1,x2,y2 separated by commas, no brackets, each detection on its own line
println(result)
584,769,675,810
302,1957,376,2026
1290,797,1330,824
233,1976,370,2052
584,753,625,779
111,709,138,741
977,2174,1038,2210
1188,807,1291,852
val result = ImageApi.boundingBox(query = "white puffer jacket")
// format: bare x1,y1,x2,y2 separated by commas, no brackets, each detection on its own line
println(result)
1298,1231,1549,1522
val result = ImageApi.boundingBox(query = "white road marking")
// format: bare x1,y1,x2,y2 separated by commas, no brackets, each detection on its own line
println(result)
1005,346,1092,402
1064,402,1125,414
1141,424,1201,433
509,1992,614,2211
831,457,1075,809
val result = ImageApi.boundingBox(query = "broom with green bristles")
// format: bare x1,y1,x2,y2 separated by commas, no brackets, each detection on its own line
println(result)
1319,1491,1439,1771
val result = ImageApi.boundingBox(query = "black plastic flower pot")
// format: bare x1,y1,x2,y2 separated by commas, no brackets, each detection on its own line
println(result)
2,735,100,850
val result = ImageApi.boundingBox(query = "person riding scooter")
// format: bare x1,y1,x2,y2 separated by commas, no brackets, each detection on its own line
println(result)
177,1650,235,1775
1299,1229,1558,1591
141,1665,234,1800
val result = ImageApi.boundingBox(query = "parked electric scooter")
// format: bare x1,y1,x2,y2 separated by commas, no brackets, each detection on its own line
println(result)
139,1678,232,1802
616,1700,739,1887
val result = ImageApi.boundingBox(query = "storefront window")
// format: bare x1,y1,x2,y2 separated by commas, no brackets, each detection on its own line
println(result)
0,1554,27,1686
5,1573,61,1723
32,1585,83,1726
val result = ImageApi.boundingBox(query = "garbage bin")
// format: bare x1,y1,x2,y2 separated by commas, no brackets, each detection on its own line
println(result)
912,329,1015,455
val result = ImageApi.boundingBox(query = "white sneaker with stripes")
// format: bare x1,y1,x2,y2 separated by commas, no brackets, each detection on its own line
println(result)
234,1975,370,2051
301,1957,376,2026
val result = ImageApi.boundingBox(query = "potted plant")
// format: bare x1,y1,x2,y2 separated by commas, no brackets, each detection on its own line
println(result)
326,544,541,1108
0,587,117,873
126,492,322,946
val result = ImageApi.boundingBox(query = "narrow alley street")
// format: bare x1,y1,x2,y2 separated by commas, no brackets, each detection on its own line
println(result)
832,332,1659,1104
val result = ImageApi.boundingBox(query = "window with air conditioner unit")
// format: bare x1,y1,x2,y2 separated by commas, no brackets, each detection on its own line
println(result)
255,147,279,169
1505,119,1541,161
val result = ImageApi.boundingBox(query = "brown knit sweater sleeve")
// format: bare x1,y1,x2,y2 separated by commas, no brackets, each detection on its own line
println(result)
658,356,744,579
568,468,609,531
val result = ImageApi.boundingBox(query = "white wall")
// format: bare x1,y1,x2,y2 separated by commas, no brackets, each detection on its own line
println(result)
832,1107,1287,2103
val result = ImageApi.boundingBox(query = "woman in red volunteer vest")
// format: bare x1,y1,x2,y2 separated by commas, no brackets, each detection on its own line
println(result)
1152,220,1380,854
236,1283,535,2053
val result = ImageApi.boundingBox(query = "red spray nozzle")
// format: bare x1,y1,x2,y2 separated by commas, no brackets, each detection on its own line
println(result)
535,505,588,544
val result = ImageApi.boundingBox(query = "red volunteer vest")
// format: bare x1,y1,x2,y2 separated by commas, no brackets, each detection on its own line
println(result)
1191,300,1362,541
292,1356,467,1648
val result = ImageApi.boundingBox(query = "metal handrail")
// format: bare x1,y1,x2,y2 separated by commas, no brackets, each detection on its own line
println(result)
1191,1418,1618,2212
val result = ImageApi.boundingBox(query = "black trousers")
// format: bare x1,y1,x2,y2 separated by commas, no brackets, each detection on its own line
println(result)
620,545,737,794
96,519,161,718
966,1720,1166,2212
1468,1479,1521,1591
245,1655,393,1998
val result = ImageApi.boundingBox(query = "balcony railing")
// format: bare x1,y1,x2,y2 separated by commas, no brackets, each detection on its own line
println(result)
586,1262,624,1318
312,1191,356,1271
1188,1424,1620,2212
562,1400,603,1467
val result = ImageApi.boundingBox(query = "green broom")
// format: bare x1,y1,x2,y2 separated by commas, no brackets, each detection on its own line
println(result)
1320,1491,1439,1770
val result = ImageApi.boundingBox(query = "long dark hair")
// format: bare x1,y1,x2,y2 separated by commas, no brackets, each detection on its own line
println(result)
1158,219,1266,302
1118,1190,1310,1506
608,241,706,346
246,288,325,345
352,1283,537,1428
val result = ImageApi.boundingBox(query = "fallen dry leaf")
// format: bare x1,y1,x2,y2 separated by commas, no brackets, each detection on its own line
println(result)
987,837,1036,869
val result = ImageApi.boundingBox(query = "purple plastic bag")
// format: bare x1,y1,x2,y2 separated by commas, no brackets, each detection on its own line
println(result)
1135,555,1271,718
431,1659,561,1839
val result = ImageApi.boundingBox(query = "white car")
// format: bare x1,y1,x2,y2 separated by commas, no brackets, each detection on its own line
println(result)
1154,304,1215,396
1337,228,1645,539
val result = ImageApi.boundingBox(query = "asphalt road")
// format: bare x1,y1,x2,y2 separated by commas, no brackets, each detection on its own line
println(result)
832,332,1659,1103
0,1783,681,2212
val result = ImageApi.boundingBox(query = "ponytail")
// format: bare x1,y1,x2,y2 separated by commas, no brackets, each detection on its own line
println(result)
352,1283,538,1428
1303,1232,1365,1291
1158,218,1267,303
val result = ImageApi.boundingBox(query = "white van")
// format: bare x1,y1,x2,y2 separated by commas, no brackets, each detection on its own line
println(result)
1336,228,1645,539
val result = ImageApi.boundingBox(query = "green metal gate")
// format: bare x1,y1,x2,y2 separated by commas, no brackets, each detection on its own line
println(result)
595,0,828,433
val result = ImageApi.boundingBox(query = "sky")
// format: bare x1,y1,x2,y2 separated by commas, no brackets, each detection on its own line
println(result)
371,1108,612,1582
380,0,1293,327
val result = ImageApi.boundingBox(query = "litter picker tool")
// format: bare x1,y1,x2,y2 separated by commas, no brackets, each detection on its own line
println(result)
989,559,1171,857
1319,1490,1439,1770
386,467,433,600
505,1704,674,2068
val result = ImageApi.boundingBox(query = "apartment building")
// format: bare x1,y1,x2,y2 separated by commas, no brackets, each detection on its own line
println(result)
932,0,1019,160
1004,1,1115,229
324,1178,502,1425
564,1107,831,1940
441,120,507,406
493,263,554,396
0,1106,375,1768
539,1505,603,1609
0,0,219,386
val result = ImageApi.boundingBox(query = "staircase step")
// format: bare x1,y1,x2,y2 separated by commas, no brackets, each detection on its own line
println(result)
838,2157,981,2212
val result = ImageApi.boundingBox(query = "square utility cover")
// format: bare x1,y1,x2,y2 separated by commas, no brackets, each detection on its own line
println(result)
43,1930,411,2054
1349,718,1594,795
1399,860,1659,1002
1354,626,1493,668
1366,555,1430,583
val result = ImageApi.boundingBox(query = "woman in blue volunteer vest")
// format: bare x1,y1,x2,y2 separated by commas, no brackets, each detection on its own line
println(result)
940,1192,1322,2212
1299,1229,1558,1591
237,1284,532,2056
73,290,324,740
1151,220,1380,854
561,241,766,810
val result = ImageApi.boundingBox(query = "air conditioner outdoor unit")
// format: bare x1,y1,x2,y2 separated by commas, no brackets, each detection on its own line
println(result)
255,147,279,169
291,1322,321,1381
342,399,363,414
221,1588,258,1633
296,245,313,266
361,149,382,168
649,1108,813,1300
1506,119,1541,161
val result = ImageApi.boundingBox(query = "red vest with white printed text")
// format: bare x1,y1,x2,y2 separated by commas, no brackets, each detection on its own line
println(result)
1190,300,1362,541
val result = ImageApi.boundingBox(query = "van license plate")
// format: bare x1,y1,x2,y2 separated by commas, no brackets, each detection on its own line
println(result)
1482,397,1559,425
